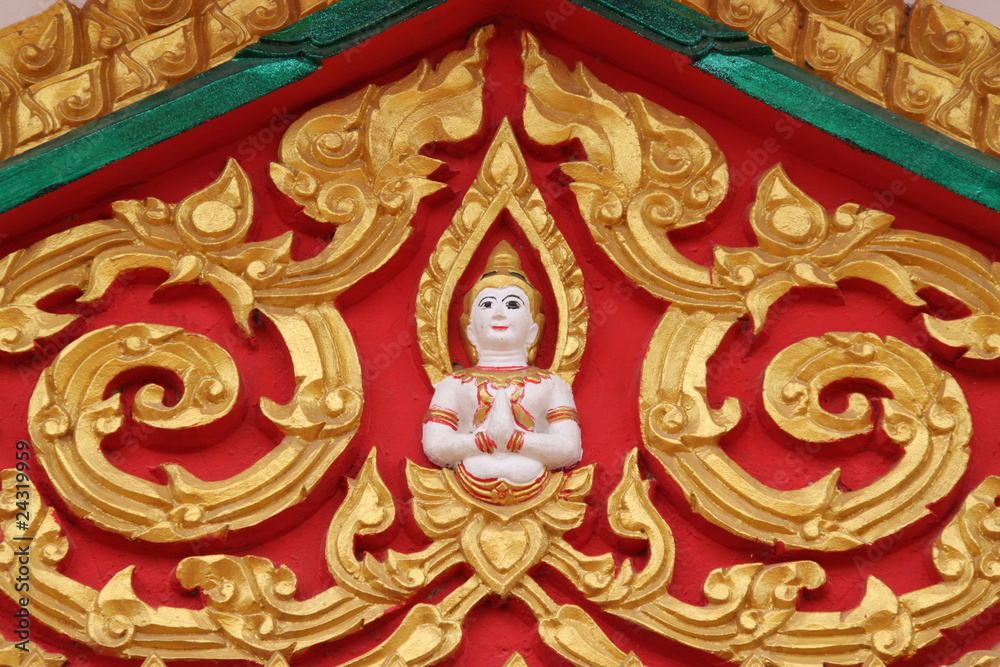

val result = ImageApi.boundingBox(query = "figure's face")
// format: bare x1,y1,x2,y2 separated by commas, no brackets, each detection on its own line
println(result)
466,285,538,358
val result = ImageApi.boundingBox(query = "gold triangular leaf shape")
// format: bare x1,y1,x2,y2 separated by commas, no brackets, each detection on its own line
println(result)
263,652,292,667
140,653,168,667
502,653,529,667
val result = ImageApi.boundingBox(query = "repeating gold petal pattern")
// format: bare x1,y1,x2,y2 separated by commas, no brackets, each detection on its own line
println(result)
671,0,1000,158
0,0,320,161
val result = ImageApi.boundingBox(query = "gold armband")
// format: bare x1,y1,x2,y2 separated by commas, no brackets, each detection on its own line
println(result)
424,406,459,430
546,406,579,424
474,431,497,454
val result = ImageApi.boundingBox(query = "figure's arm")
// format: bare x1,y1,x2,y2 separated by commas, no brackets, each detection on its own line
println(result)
422,377,484,467
509,378,582,470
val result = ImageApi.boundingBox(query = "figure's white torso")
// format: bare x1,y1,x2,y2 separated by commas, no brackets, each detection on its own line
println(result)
422,367,581,484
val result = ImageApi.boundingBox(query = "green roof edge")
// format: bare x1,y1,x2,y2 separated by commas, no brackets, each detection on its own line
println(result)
2,0,999,217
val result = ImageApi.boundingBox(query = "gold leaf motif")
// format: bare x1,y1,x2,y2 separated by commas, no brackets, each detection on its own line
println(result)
521,32,736,311
544,449,673,605
905,0,1000,78
513,577,641,667
325,451,463,603
0,1,80,86
266,27,491,304
333,578,488,667
603,450,673,601
799,15,892,104
798,0,905,48
714,165,905,331
16,60,109,150
750,164,829,256
416,118,588,384
203,0,297,65
110,18,204,106
715,0,801,60
537,605,640,667
98,159,289,330
889,53,979,144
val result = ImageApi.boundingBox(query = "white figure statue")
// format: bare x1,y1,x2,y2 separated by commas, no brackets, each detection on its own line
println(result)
422,242,582,503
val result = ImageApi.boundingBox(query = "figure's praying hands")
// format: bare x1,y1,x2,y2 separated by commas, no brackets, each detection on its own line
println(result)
484,388,516,449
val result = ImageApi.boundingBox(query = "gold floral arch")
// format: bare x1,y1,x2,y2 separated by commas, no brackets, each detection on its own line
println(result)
2,25,1000,667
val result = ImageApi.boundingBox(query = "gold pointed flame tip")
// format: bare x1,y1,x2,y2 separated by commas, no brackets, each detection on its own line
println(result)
482,241,525,279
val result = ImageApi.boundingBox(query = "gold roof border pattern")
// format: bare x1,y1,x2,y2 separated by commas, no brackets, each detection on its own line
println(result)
0,0,339,162
677,0,1000,159
5,0,1000,167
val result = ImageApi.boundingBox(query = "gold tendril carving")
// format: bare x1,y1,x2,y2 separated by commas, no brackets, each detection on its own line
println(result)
6,25,1000,667
519,31,1000,666
2,28,488,549
0,27,492,666
521,32,994,552
762,332,971,548
268,26,492,305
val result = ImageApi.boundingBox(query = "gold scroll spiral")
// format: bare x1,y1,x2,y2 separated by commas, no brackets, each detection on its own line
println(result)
4,25,1000,667
0,27,492,664
521,30,1000,667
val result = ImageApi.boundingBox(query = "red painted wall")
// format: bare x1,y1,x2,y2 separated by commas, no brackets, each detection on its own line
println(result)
4,2,1000,665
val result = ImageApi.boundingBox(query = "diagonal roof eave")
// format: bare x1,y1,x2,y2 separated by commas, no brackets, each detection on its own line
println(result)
2,0,1000,219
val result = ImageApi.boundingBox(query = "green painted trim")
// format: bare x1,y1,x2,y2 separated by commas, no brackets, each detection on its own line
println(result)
575,0,768,56
575,0,1000,212
0,57,315,215
2,0,1000,217
0,0,440,216
696,53,1000,211
243,0,446,58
